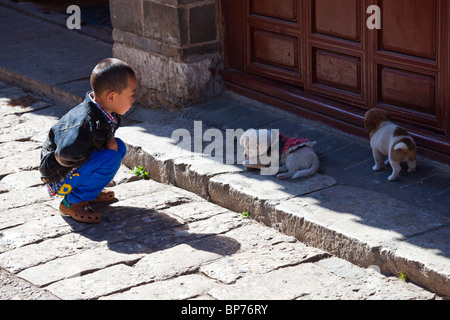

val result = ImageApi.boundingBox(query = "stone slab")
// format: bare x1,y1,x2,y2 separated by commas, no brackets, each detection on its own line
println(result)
0,268,58,300
208,171,336,218
46,243,224,300
200,241,328,284
0,170,42,191
208,262,346,300
0,140,41,159
200,103,257,127
159,200,230,223
0,205,75,253
0,30,107,86
222,109,284,131
0,233,104,274
0,149,41,174
208,258,435,300
104,273,220,300
0,88,53,116
172,155,244,199
0,202,60,231
46,263,136,300
106,178,169,200
222,223,298,251
0,9,41,32
17,246,143,287
0,20,59,47
136,212,245,253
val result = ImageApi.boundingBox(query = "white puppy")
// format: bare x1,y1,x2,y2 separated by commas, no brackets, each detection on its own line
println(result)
239,129,274,170
239,129,319,179
364,108,417,181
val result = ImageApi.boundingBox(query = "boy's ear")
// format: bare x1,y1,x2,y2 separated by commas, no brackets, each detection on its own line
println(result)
106,91,115,102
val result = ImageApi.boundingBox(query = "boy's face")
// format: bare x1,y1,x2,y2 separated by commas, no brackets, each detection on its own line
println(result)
107,76,137,115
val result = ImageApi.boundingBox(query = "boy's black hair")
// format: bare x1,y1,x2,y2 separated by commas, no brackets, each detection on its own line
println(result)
90,58,136,96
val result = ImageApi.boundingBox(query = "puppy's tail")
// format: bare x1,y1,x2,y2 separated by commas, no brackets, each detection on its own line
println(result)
393,138,416,151
291,161,320,179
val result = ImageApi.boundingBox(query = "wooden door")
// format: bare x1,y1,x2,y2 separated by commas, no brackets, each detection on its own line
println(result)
220,0,450,162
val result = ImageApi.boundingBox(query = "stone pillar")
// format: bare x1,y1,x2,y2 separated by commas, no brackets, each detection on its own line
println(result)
109,0,222,110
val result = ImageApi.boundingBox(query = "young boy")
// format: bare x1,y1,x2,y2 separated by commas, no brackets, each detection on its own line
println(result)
39,58,137,223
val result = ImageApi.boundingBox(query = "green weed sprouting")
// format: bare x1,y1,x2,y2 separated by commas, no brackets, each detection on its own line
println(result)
398,271,407,282
130,166,149,180
242,211,252,219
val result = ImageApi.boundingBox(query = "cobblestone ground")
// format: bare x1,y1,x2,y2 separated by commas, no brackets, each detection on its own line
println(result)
0,82,437,301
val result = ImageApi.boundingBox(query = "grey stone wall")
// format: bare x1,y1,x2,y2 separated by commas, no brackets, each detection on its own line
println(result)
110,0,222,110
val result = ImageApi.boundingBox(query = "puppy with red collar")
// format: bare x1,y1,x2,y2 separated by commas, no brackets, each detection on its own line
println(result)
364,108,417,181
239,129,319,179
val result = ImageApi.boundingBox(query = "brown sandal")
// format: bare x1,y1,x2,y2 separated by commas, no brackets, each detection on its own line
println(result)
59,198,102,224
90,189,115,203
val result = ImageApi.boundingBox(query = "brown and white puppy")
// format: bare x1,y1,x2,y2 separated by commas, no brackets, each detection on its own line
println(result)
364,108,417,181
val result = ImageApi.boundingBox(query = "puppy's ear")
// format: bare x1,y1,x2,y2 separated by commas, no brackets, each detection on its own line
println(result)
239,130,252,147
364,109,392,134
364,118,377,134
239,133,246,147
379,109,392,122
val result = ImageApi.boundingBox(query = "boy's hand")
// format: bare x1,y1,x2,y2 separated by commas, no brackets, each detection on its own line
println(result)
106,137,118,151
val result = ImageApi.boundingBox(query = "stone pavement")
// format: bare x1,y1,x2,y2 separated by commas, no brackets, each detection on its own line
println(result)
0,0,111,107
0,81,440,301
0,1,449,300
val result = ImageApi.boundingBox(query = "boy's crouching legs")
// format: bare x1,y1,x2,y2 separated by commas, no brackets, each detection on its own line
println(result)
90,139,127,204
59,138,127,223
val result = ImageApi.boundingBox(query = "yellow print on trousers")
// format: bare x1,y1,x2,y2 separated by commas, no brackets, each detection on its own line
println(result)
57,173,80,196
58,184,72,195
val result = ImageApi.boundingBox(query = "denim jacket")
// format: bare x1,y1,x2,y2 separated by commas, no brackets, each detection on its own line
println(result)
39,92,121,184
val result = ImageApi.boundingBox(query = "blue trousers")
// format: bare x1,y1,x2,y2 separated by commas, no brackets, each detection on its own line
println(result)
57,138,127,204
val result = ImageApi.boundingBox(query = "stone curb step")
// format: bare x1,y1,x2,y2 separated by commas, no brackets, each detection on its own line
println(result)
0,66,83,108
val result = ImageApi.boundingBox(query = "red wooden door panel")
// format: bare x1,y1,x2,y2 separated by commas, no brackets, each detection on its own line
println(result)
380,0,437,60
313,0,361,43
251,0,298,21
